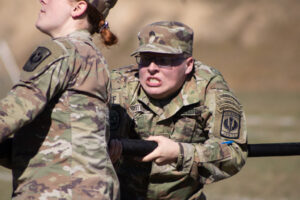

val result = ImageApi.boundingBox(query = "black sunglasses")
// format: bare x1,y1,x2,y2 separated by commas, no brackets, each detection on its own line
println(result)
135,55,187,68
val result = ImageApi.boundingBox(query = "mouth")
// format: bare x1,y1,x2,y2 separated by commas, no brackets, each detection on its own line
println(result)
146,77,161,87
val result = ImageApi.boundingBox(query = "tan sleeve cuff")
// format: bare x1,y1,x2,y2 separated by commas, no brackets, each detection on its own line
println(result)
175,142,195,172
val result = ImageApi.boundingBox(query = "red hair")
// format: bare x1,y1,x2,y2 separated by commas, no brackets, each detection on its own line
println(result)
86,2,118,46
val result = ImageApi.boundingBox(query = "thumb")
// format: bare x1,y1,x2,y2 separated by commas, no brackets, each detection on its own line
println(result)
140,148,159,162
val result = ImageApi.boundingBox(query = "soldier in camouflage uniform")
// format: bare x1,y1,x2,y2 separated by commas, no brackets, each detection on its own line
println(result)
109,21,248,200
0,0,120,199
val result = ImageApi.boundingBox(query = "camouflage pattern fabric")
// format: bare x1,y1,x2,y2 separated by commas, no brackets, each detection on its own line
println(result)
131,21,193,56
0,30,119,200
87,0,118,19
110,61,248,200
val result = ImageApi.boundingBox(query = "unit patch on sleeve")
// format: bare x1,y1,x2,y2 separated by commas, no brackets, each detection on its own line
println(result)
220,110,241,139
23,47,51,72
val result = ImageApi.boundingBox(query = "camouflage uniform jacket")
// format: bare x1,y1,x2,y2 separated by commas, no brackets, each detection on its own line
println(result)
0,30,119,200
110,61,247,200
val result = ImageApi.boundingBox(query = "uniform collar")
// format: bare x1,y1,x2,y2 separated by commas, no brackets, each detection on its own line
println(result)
67,29,92,41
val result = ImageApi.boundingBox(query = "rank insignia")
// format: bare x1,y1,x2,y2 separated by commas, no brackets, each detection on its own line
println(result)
220,110,241,139
23,47,51,72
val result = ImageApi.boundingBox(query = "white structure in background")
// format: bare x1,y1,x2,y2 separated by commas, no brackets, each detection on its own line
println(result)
0,40,20,84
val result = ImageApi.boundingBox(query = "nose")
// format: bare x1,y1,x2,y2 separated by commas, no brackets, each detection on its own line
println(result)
147,62,160,74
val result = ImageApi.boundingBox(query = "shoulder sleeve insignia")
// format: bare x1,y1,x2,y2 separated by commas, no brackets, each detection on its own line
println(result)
23,47,51,72
220,110,241,139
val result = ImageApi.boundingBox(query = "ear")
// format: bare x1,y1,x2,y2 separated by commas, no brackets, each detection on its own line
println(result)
184,57,194,75
71,1,88,18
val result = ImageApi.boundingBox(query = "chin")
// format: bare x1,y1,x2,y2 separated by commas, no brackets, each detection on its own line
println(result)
142,85,167,99
147,91,167,100
35,24,51,36
35,22,44,32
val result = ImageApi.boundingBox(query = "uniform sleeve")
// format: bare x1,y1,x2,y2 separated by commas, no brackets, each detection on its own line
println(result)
0,40,72,142
179,74,247,184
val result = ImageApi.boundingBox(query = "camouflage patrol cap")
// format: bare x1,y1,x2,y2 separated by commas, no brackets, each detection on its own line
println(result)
132,21,194,56
87,0,118,19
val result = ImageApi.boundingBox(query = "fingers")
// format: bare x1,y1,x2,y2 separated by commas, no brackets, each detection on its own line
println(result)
140,148,160,162
145,135,162,142
140,136,166,162
128,136,178,165
142,136,179,165
140,136,165,162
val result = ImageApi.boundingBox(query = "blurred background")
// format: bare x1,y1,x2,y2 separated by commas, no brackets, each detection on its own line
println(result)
0,0,299,199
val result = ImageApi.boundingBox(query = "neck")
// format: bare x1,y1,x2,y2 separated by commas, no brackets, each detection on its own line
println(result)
48,18,90,38
149,88,182,108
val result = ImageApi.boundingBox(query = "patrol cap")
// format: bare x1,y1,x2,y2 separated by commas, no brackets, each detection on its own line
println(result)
87,0,118,19
131,21,194,56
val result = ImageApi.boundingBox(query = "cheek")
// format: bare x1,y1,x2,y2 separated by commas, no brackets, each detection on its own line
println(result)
168,70,186,88
138,69,147,81
168,76,181,88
